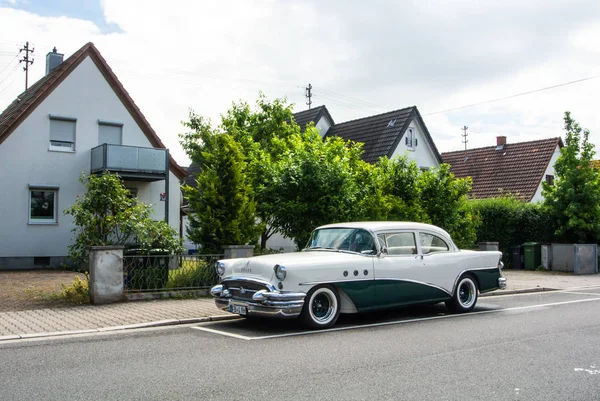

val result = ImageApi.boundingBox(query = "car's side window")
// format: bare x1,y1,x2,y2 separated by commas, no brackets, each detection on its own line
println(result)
384,232,417,255
419,232,450,254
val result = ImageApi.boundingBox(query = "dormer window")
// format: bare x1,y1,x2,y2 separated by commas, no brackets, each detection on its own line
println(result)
405,127,418,149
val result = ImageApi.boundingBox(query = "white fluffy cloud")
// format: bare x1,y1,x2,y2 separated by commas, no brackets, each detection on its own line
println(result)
1,0,599,165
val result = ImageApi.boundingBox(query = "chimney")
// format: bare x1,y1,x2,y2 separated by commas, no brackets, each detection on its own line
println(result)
45,47,64,75
496,136,507,147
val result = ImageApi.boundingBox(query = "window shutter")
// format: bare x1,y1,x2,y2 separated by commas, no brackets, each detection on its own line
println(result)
50,119,75,143
99,124,123,145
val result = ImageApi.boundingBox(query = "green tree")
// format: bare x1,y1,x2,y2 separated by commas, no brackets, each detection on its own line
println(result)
180,112,258,254
375,156,426,222
542,112,600,243
64,173,182,264
219,96,300,249
260,127,367,248
418,164,477,248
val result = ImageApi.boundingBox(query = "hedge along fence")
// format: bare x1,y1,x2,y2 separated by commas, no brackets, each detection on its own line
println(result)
469,197,557,268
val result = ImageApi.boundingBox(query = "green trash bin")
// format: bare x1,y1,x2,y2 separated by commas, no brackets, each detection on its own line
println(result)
522,242,542,270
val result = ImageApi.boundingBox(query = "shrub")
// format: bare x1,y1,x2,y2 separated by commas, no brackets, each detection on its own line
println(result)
60,275,89,304
166,258,217,289
469,196,556,267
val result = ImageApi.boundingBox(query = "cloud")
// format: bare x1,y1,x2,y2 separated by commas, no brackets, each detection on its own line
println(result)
1,0,600,166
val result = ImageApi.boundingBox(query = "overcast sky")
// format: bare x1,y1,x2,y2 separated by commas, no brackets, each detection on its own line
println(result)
1,0,599,166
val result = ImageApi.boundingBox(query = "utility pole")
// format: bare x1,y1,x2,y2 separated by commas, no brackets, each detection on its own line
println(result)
461,125,468,159
19,41,34,90
305,83,312,109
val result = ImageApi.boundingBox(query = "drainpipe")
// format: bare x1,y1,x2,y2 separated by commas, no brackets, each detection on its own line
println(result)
165,149,169,224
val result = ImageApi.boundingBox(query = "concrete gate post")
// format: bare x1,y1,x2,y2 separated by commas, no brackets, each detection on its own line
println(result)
88,245,125,304
222,245,254,259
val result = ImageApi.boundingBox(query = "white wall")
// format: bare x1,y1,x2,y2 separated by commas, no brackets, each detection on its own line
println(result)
530,145,561,203
389,118,439,169
0,56,180,261
315,116,332,137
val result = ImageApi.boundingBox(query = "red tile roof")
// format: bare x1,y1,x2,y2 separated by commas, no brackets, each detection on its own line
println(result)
0,42,187,180
441,137,562,201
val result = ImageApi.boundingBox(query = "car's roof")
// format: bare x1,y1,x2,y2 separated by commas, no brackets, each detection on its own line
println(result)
316,221,452,237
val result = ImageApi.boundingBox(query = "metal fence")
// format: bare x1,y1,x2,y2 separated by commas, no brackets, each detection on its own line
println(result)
123,254,223,292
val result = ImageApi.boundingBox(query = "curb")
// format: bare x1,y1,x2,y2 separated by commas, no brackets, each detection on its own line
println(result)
0,314,240,343
480,287,557,297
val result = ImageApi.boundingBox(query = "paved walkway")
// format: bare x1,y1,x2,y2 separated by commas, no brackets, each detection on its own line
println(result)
2,270,600,341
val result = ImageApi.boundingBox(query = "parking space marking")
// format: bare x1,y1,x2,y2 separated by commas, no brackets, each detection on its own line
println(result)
560,291,600,296
190,325,253,340
191,296,600,341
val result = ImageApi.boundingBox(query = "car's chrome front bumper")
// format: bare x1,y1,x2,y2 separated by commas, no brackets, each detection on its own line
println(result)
498,277,507,290
211,284,306,318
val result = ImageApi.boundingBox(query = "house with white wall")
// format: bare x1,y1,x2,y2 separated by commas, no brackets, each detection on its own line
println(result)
0,42,187,269
441,136,562,202
265,105,443,252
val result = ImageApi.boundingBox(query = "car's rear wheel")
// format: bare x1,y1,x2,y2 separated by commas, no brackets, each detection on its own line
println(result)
446,274,478,313
300,285,340,329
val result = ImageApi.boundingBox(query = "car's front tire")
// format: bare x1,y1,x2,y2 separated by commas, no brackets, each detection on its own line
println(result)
446,274,478,313
300,285,340,329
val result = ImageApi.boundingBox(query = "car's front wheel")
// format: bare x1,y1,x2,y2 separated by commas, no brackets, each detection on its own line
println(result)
446,274,478,313
300,285,340,329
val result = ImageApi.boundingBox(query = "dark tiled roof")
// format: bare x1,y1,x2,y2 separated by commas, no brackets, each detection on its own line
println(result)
0,42,187,180
441,137,562,201
324,106,442,164
292,105,334,131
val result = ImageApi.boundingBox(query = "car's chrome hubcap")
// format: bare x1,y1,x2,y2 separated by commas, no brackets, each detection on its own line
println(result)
458,280,475,307
311,291,335,322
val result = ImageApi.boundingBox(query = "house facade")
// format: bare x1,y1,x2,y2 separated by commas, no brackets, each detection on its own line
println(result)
0,43,186,269
441,136,562,202
266,105,443,252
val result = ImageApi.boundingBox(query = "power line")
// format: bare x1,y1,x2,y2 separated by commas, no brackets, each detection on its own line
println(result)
0,54,19,78
317,88,385,110
424,75,599,116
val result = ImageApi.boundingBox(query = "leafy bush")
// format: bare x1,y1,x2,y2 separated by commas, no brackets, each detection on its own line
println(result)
65,173,183,265
166,259,217,288
469,196,556,266
59,275,89,304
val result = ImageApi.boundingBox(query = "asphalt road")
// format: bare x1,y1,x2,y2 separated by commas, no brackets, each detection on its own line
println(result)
1,288,600,401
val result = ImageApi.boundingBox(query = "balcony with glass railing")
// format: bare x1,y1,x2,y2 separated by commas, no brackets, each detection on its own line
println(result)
91,144,168,181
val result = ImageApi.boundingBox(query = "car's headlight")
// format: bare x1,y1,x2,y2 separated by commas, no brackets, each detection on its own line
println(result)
215,261,225,276
274,264,287,280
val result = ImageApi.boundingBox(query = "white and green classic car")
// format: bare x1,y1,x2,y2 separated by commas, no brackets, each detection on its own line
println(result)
210,222,506,329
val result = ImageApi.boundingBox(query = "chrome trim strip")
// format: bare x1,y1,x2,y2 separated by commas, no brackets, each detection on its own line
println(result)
375,277,452,296
298,277,451,296
299,278,374,286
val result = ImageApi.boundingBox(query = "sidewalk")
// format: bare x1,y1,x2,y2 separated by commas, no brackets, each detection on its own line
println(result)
2,270,600,341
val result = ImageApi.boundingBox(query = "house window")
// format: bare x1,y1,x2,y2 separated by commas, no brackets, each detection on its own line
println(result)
49,114,76,151
405,127,418,149
98,120,123,145
29,185,59,224
546,175,554,186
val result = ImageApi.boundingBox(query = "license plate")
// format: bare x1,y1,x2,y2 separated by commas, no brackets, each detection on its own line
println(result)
230,304,247,315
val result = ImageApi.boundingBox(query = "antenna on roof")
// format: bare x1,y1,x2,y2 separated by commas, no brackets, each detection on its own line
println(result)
305,83,312,109
462,125,468,161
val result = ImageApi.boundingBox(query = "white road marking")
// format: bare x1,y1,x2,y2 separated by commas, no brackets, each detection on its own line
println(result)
192,296,600,340
560,291,600,296
191,325,253,340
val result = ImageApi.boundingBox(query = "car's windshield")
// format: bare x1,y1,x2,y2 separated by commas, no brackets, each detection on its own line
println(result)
305,228,376,254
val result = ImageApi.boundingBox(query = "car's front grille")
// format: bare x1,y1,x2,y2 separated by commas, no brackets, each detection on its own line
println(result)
223,280,269,301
